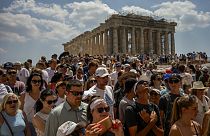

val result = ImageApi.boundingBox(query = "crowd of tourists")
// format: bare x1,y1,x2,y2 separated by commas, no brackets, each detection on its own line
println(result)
0,51,209,136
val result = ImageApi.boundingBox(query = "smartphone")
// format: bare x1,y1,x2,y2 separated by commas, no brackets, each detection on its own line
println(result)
97,116,113,133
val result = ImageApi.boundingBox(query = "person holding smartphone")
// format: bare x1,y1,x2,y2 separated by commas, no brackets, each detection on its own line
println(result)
86,97,124,136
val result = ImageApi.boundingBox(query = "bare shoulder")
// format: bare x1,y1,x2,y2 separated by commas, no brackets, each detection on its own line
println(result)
169,124,181,136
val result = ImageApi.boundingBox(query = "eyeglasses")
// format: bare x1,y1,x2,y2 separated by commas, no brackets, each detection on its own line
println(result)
46,99,57,105
97,106,110,113
168,79,180,84
8,71,16,75
6,100,18,104
31,80,42,84
70,91,84,96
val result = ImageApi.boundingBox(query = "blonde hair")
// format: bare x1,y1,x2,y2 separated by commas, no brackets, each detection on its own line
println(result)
171,95,197,125
0,93,21,112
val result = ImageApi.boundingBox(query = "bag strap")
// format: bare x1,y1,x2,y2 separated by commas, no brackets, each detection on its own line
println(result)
0,112,14,136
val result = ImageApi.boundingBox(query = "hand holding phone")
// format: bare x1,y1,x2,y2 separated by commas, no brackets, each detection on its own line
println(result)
97,116,113,133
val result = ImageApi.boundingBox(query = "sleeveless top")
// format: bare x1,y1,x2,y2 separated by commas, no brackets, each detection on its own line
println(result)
23,92,36,122
0,110,26,136
34,111,49,136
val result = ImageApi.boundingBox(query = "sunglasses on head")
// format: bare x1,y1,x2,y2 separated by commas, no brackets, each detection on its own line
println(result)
70,91,84,96
169,78,180,84
31,80,42,84
6,100,18,104
97,106,110,113
46,99,57,105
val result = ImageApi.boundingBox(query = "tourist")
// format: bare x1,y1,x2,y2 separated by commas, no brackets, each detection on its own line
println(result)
86,97,124,136
33,89,57,136
44,79,87,136
169,95,201,136
86,67,115,118
191,81,209,125
125,80,163,136
0,93,31,136
159,74,184,136
20,72,44,136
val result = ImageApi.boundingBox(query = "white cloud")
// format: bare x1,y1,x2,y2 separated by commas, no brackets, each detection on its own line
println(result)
3,0,68,22
153,1,210,31
0,47,7,54
65,0,116,29
0,31,27,43
121,6,153,16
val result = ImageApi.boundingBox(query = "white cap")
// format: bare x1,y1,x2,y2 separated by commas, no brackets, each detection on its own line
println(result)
57,121,86,136
95,67,109,77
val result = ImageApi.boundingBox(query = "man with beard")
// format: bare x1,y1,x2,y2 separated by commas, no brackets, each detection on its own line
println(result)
86,67,115,118
44,79,87,136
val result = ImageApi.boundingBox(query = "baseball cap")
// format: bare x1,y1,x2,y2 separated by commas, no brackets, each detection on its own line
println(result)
3,62,13,69
57,121,86,136
95,67,109,77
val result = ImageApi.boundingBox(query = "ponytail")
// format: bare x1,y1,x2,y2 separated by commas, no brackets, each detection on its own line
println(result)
171,97,181,125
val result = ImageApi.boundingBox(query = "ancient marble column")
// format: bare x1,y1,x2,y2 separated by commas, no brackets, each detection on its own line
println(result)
156,30,161,55
100,32,104,54
113,27,118,54
96,33,100,55
108,29,113,55
92,35,95,55
164,31,169,55
104,30,108,55
140,27,144,54
122,27,127,53
149,29,153,55
171,32,175,55
131,27,136,54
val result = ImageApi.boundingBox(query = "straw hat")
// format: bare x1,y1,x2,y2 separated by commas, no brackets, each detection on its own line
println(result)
191,81,207,90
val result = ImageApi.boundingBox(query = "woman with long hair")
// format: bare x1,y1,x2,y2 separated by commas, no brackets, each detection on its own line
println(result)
0,93,31,136
20,72,43,136
32,89,57,136
169,95,201,136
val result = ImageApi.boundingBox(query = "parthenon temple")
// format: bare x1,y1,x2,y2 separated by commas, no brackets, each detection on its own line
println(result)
63,14,177,56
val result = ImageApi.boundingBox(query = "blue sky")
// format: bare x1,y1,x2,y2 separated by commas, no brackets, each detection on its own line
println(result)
0,0,210,65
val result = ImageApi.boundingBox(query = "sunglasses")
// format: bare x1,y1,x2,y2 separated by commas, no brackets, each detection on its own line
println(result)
8,71,16,75
31,80,42,84
70,91,84,96
169,79,180,84
97,106,110,113
6,100,18,104
46,99,57,105
90,80,96,83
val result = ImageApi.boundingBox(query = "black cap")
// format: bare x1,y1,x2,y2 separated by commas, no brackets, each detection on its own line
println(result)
3,62,13,69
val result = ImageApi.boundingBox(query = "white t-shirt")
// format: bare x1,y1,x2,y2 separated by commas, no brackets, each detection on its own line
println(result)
87,85,115,118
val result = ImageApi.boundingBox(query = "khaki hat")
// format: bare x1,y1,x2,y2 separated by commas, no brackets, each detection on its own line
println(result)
191,81,207,90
